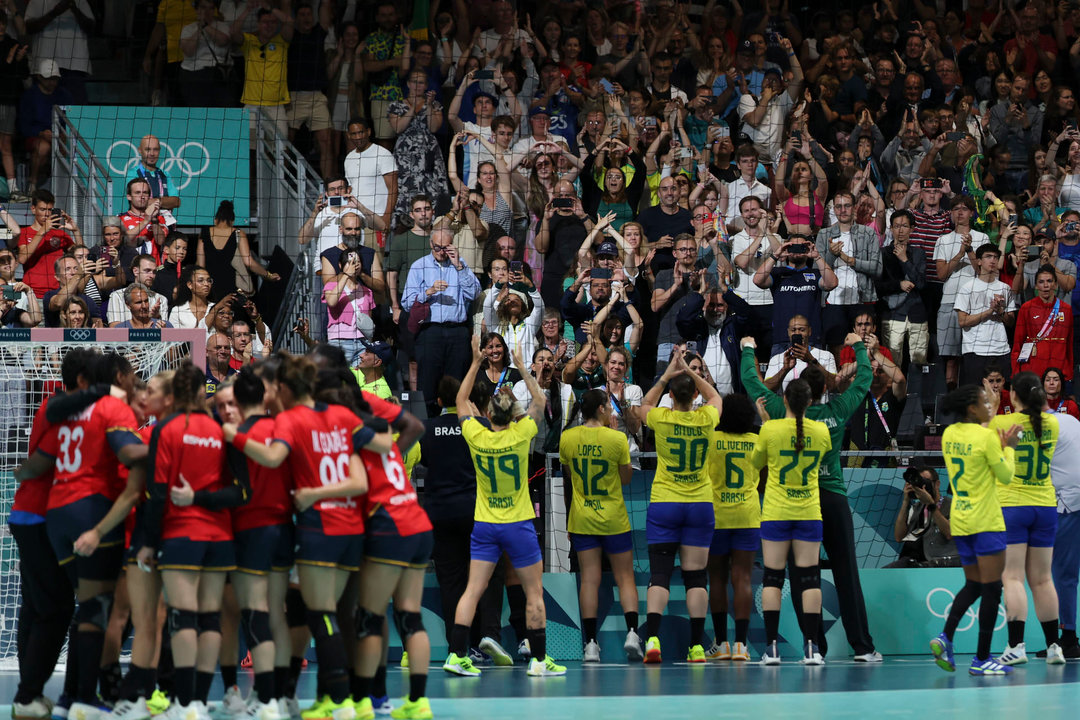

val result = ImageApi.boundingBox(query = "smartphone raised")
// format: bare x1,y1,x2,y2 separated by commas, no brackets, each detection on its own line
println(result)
790,333,805,347
1027,245,1042,261
590,267,613,280
475,70,494,80
599,78,615,94
2,286,16,301
788,243,809,254
510,260,523,273
328,196,344,207
552,197,573,209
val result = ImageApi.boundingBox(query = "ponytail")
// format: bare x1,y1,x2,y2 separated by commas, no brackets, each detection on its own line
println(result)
785,379,812,453
1012,371,1047,450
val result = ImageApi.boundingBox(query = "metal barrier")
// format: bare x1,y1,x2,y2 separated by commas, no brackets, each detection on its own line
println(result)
51,106,113,240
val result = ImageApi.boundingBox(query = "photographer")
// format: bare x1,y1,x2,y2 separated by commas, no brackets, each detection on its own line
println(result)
886,462,957,568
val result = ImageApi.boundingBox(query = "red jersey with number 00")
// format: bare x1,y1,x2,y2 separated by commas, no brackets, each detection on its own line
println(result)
39,396,143,511
272,403,371,536
360,392,432,536
11,396,57,517
233,416,293,532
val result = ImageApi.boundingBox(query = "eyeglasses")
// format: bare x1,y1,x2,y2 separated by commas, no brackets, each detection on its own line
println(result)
432,244,452,251
675,247,696,254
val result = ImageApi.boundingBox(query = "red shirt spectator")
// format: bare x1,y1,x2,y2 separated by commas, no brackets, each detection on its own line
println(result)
17,195,77,298
1011,294,1073,380
119,209,165,264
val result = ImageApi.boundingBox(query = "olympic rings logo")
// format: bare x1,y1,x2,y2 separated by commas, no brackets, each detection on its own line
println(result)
106,140,211,191
67,329,93,341
926,587,1006,632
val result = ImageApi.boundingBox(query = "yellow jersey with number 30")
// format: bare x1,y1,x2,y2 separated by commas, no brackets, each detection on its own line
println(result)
752,418,831,522
708,431,761,529
461,416,537,525
559,425,632,535
942,422,1014,536
988,413,1057,508
647,405,721,504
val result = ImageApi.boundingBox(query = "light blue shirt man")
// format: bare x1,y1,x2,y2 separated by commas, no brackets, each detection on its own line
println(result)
401,229,481,324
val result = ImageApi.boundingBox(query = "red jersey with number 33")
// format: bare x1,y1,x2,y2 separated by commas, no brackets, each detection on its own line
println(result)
39,396,143,511
360,393,432,536
233,416,292,532
272,403,373,536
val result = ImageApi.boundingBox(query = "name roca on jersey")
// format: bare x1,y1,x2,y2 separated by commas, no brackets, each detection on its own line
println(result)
311,428,351,453
183,434,223,449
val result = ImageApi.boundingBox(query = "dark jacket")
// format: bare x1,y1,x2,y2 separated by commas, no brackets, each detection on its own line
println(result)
675,287,754,394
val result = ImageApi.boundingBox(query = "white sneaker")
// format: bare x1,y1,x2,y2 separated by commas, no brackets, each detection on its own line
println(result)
13,698,53,720
69,704,104,720
190,703,213,720
800,641,824,666
583,639,601,662
242,703,281,720
329,705,354,720
997,642,1028,665
220,688,247,719
853,651,883,663
1046,642,1067,665
526,656,567,677
517,639,531,659
760,641,781,666
282,698,300,720
106,700,151,720
623,629,643,662
479,636,514,666
163,705,199,720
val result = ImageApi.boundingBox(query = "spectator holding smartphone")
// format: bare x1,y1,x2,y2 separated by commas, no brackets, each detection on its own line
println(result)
1013,230,1077,305
17,189,77,299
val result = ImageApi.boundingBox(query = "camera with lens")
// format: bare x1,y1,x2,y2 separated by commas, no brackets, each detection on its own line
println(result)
903,465,934,498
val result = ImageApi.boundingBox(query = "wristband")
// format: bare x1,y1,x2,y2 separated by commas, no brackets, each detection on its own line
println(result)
231,432,250,452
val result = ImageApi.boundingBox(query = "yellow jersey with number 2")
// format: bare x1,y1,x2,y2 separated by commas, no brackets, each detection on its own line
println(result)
752,418,831,522
647,405,721,504
559,425,632,535
708,431,761,529
461,416,537,525
942,422,1015,536
987,413,1056,507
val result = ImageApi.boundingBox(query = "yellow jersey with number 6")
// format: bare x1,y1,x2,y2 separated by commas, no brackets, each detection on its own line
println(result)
647,405,721,504
942,422,1014,536
988,413,1057,508
559,425,632,535
752,418,831,522
461,416,537,525
708,431,761,529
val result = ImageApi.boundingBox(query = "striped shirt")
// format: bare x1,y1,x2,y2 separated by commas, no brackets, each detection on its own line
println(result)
909,208,953,283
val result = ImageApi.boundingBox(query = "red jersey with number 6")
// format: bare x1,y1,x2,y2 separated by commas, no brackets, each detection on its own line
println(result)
233,416,292,532
38,396,143,511
359,393,432,536
272,403,374,536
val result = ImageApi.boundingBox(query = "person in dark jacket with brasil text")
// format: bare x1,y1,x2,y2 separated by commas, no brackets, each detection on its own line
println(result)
676,271,754,396
739,333,882,662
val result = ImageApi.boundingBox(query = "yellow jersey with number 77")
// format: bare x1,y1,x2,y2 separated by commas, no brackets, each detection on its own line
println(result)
752,418,831,522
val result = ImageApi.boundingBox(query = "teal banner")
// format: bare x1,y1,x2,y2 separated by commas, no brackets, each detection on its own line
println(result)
64,106,250,227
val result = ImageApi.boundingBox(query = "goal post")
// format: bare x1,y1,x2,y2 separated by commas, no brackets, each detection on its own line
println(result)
0,327,206,668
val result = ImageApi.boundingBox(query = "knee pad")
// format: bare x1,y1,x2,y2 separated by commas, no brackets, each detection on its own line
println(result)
392,609,424,642
306,610,341,641
647,543,679,591
285,587,307,628
167,607,198,637
241,609,272,648
76,593,113,631
197,611,221,635
682,568,708,592
761,566,786,590
791,565,820,595
354,607,384,641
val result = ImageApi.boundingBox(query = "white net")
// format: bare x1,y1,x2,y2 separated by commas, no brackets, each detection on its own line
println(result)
0,329,205,668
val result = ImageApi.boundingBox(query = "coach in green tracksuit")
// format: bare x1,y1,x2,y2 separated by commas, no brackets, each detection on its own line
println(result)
739,334,880,661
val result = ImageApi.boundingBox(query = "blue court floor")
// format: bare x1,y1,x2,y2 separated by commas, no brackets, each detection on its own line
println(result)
2,657,1078,720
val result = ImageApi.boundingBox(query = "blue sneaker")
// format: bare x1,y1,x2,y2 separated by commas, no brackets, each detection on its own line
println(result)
468,647,492,666
368,696,392,716
930,633,955,672
969,657,1012,676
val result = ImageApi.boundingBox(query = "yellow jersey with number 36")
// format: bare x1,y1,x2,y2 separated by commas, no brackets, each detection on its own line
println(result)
461,416,537,525
708,431,761,529
988,413,1057,508
752,418,831,522
647,405,722,504
942,422,1014,536
559,425,632,535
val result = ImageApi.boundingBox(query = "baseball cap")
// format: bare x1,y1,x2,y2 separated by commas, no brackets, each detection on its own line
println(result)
529,106,551,117
37,59,61,79
597,240,619,257
360,340,393,364
763,67,783,79
737,39,755,54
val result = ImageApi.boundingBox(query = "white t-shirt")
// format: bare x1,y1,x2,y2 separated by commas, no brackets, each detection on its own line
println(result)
344,144,397,217
934,229,986,305
723,178,772,223
765,347,838,402
107,288,170,325
954,276,1014,355
828,231,859,305
1050,412,1080,512
179,21,232,72
26,0,94,73
461,121,495,189
310,207,352,257
701,331,734,396
730,230,774,306
737,91,794,163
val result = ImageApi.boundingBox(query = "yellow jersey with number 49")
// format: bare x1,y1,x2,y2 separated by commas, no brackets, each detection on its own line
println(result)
752,418,831,522
461,416,537,525
647,405,721,504
708,431,761,529
942,422,1014,536
559,425,632,535
988,413,1058,508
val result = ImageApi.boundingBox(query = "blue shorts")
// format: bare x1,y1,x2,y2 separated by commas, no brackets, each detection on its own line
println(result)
1002,506,1058,548
470,519,542,569
570,531,633,555
47,494,125,581
235,524,295,574
954,531,1008,566
295,527,365,572
760,520,823,543
365,508,433,569
646,502,715,547
157,538,236,572
710,527,762,555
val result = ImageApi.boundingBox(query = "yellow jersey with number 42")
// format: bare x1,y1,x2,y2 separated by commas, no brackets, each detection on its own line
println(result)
942,422,1014,536
461,416,537,525
752,418,831,522
559,425,632,535
647,405,721,504
708,431,761,529
988,413,1057,508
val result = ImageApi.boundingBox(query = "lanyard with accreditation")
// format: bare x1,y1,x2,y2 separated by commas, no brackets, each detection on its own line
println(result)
1017,298,1062,365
